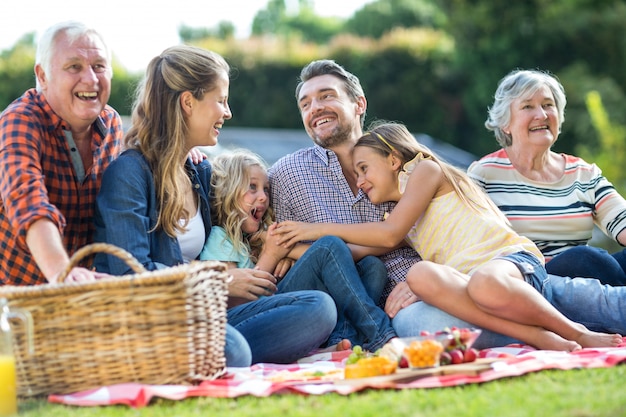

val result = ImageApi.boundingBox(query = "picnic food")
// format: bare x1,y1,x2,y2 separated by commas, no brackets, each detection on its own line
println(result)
431,327,482,365
344,356,398,379
345,345,373,365
343,328,483,378
268,368,344,383
403,338,446,368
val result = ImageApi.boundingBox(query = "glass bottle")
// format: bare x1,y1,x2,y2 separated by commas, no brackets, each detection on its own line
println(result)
0,299,33,417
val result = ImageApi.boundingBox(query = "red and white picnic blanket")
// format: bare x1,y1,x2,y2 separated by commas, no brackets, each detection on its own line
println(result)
48,342,626,408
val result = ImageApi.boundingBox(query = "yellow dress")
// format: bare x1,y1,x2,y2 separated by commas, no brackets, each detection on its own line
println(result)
397,155,544,275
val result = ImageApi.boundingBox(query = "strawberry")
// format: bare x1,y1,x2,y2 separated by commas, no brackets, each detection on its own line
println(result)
463,348,478,363
439,351,452,366
449,349,464,365
399,356,409,368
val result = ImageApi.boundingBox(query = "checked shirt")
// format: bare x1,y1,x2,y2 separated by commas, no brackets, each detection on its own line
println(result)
0,89,123,285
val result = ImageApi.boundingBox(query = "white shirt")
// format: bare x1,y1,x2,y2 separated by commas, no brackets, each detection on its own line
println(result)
176,206,204,262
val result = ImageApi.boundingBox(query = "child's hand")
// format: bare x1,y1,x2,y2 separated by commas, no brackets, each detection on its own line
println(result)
187,147,208,164
261,224,292,260
272,221,322,247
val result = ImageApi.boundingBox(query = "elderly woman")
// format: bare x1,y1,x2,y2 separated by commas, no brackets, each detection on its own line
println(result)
468,69,626,286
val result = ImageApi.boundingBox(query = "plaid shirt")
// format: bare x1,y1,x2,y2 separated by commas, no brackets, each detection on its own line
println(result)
269,145,421,300
0,89,123,285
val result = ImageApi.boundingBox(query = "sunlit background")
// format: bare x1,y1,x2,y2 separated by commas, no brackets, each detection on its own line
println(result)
0,0,374,72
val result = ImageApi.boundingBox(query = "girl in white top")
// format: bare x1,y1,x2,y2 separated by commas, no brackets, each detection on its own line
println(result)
274,121,621,351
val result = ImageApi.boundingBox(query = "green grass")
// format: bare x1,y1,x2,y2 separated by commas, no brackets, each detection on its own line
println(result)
18,365,626,417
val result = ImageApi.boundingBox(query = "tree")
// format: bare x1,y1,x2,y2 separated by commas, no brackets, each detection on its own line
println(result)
439,0,626,156
251,0,287,36
0,33,36,110
179,22,235,42
345,0,447,38
251,0,342,43
578,91,626,194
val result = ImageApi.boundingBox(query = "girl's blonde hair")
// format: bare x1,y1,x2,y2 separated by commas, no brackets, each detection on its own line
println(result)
210,150,274,263
358,121,509,223
125,45,229,237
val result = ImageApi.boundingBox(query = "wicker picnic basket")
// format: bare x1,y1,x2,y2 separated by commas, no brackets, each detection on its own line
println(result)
0,243,231,397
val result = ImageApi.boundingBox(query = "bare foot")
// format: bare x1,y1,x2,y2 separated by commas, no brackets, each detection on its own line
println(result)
317,339,352,353
527,328,581,351
577,332,622,348
334,339,352,351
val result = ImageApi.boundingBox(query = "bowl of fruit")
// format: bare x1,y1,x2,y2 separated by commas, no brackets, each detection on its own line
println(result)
435,327,482,365
384,327,482,369
344,346,398,379
393,333,453,369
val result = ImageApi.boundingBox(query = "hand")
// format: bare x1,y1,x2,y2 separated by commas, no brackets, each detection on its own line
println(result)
262,223,292,260
384,281,420,318
227,268,277,301
273,258,294,280
188,147,208,164
273,221,322,247
51,267,111,284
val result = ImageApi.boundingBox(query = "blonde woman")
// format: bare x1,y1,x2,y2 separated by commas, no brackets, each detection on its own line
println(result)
93,45,336,365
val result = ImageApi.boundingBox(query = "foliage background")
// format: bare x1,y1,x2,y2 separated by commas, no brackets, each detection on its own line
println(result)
1,0,625,189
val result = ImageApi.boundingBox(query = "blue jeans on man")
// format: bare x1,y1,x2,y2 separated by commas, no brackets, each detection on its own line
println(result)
394,272,626,348
276,236,396,352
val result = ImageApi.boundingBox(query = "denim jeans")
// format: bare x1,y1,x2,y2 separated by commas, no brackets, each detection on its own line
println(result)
225,324,252,367
392,302,518,350
546,246,626,286
277,236,396,352
526,273,626,334
394,271,626,348
228,290,336,364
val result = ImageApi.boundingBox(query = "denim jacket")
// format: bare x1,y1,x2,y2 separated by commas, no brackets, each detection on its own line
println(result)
93,148,213,275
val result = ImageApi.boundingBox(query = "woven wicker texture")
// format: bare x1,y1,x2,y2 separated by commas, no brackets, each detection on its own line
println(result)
0,243,230,397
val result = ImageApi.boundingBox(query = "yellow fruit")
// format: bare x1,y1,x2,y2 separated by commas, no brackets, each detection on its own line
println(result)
344,356,398,379
403,339,444,368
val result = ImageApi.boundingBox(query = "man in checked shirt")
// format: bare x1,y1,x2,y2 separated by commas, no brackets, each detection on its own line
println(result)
0,21,123,285
269,60,516,349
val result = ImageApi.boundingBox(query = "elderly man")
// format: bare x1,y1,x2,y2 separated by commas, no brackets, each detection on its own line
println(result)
0,21,123,285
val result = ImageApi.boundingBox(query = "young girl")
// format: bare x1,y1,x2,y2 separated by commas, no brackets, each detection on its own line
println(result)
274,121,622,351
201,149,397,352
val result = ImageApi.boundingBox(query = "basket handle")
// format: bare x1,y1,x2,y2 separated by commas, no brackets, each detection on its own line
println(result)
58,243,147,283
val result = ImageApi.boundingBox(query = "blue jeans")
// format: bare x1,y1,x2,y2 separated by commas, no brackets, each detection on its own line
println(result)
394,270,626,348
277,236,396,352
225,324,252,367
546,246,626,286
526,273,626,334
228,290,336,364
392,302,518,350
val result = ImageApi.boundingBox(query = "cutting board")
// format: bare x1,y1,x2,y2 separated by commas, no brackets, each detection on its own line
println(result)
336,357,499,386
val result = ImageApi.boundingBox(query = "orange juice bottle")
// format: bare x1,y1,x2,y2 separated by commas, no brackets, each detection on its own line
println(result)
1,298,33,417
0,354,17,416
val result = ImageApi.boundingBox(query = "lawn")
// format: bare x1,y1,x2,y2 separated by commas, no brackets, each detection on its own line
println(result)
17,364,626,417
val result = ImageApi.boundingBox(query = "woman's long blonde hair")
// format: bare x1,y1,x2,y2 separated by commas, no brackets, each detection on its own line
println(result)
358,121,509,223
210,150,274,263
124,45,229,237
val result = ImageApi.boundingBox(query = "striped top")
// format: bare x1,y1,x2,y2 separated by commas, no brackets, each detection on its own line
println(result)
401,156,543,275
467,149,626,258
